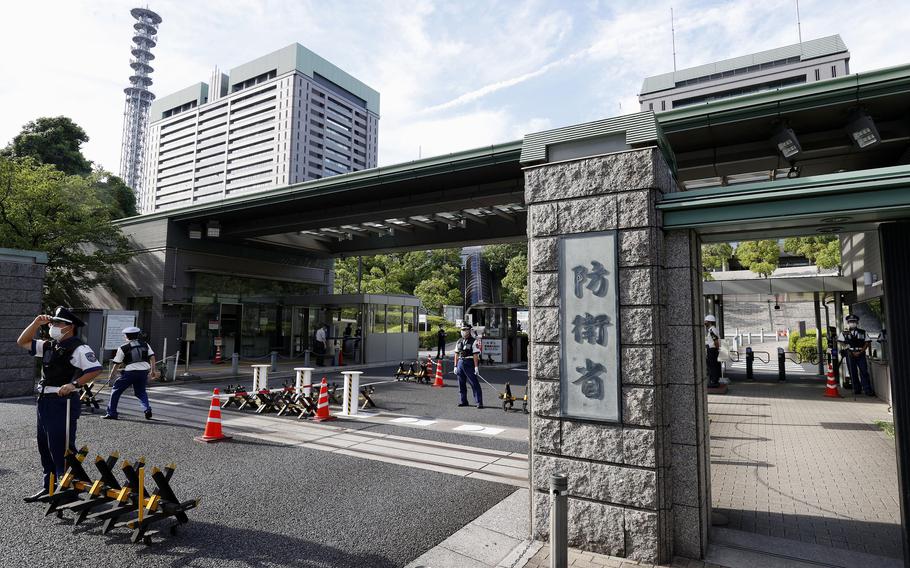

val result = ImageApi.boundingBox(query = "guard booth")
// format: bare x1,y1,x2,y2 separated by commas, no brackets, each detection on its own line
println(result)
465,302,528,364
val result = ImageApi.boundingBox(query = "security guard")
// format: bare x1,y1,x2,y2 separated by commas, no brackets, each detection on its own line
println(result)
704,315,721,387
103,326,158,420
16,307,102,502
436,325,447,359
838,314,874,396
454,324,483,408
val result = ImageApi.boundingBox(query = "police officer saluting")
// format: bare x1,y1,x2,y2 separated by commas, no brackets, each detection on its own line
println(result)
454,324,483,409
103,326,157,420
838,314,875,396
704,315,721,387
16,307,102,502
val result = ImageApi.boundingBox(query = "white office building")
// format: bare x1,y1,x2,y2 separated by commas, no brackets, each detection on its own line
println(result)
639,35,850,112
140,43,379,213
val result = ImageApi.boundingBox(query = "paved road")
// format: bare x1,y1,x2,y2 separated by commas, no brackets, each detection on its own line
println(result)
1,398,518,568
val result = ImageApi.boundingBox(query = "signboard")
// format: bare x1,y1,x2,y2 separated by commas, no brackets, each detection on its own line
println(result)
213,337,223,347
418,314,427,323
208,320,220,330
103,313,136,350
559,232,620,422
481,339,503,363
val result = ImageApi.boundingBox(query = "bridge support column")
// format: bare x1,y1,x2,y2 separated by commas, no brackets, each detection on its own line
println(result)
525,148,709,563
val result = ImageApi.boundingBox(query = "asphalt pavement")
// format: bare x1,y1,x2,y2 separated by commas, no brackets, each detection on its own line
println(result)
1,398,518,568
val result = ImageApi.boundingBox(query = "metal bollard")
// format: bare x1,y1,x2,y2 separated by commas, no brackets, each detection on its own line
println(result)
270,351,278,372
777,347,786,382
550,473,568,568
304,349,310,367
231,353,239,376
760,328,764,342
745,347,754,381
341,371,363,416
294,367,315,396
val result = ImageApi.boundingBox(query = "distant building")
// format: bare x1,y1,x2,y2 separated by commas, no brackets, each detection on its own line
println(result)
639,34,849,112
140,43,379,213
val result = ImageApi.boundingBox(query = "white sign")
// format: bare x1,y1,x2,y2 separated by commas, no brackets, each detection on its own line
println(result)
559,232,620,422
418,314,427,323
481,339,503,363
104,314,136,350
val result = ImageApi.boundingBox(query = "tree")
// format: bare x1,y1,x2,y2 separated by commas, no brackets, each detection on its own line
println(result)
783,236,841,271
483,243,528,305
93,172,138,219
1,117,92,176
701,243,734,280
735,240,780,278
0,157,134,307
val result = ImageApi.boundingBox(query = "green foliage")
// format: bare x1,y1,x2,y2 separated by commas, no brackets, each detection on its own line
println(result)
333,249,462,314
788,328,815,351
735,240,780,277
783,236,841,270
418,329,460,348
702,243,733,280
875,420,895,439
0,157,134,308
484,243,528,306
794,335,819,362
1,117,92,176
93,172,138,219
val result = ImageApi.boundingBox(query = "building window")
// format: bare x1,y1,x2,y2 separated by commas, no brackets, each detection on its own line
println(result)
814,69,820,81
660,100,666,111
831,65,837,78
648,102,653,111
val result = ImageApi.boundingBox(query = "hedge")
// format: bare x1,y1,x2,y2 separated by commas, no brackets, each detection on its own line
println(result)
419,329,460,349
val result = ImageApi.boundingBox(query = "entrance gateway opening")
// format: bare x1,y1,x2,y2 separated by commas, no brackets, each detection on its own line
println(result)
95,61,910,565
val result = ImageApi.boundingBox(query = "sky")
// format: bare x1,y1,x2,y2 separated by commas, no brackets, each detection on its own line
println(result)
1,0,909,174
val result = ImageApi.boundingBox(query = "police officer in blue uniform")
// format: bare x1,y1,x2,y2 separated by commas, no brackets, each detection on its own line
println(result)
839,314,875,396
454,324,483,409
103,326,158,420
16,307,102,502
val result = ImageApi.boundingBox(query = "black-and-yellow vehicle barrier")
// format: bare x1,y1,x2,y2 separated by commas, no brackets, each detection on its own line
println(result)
394,359,435,384
221,382,344,420
499,382,529,413
29,447,198,545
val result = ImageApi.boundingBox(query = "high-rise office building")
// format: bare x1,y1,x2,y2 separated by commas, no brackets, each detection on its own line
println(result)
140,43,379,213
639,35,849,112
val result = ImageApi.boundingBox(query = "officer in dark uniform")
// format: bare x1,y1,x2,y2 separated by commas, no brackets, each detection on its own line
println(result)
704,315,721,387
454,324,483,408
838,314,874,396
103,326,158,420
436,325,447,359
16,307,102,502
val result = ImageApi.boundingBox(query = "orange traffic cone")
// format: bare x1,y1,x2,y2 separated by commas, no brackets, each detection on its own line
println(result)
195,388,232,442
213,345,223,365
823,362,841,398
313,377,335,422
432,358,445,388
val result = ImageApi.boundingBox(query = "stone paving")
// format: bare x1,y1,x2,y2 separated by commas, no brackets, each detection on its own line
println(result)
521,546,724,567
709,372,901,559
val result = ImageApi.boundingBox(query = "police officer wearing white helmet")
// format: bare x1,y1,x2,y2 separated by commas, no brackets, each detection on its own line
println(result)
103,326,158,420
454,323,484,409
704,314,721,387
16,307,103,502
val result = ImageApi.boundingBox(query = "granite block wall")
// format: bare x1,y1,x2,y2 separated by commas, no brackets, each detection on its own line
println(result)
0,251,46,397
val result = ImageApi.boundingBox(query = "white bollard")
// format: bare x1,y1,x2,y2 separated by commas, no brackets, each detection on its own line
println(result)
760,328,764,342
294,367,315,396
251,364,270,391
341,371,363,416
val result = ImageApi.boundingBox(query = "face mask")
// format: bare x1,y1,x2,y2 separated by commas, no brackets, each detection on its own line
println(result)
49,326,65,340
461,331,471,338
848,322,857,330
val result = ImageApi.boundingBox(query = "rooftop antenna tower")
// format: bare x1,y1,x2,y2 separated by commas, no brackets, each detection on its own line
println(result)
796,0,803,53
671,7,678,72
120,7,162,198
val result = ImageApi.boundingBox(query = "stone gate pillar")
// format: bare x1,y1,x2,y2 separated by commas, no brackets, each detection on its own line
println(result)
525,147,709,563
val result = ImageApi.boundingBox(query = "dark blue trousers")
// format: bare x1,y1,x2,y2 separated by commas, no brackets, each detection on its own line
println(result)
37,393,79,488
456,358,483,406
107,369,152,417
846,353,874,395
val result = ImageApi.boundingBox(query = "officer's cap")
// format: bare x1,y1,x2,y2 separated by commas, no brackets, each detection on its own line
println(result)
461,323,473,330
704,315,717,323
49,306,85,328
845,314,860,322
122,326,141,334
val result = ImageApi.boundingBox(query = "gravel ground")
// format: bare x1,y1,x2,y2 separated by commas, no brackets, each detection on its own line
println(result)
1,398,517,568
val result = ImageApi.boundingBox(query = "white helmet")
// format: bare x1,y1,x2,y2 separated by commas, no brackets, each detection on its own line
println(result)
704,315,717,323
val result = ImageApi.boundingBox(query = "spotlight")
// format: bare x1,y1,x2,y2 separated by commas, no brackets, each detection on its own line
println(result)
188,225,202,240
772,125,802,159
206,221,221,238
846,110,881,149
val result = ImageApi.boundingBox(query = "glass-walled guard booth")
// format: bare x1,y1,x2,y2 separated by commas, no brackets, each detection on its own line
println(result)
465,302,528,364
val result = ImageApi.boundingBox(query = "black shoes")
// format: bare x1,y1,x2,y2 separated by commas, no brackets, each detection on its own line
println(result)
457,402,469,407
476,404,484,409
101,414,118,420
145,409,153,420
24,489,48,503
